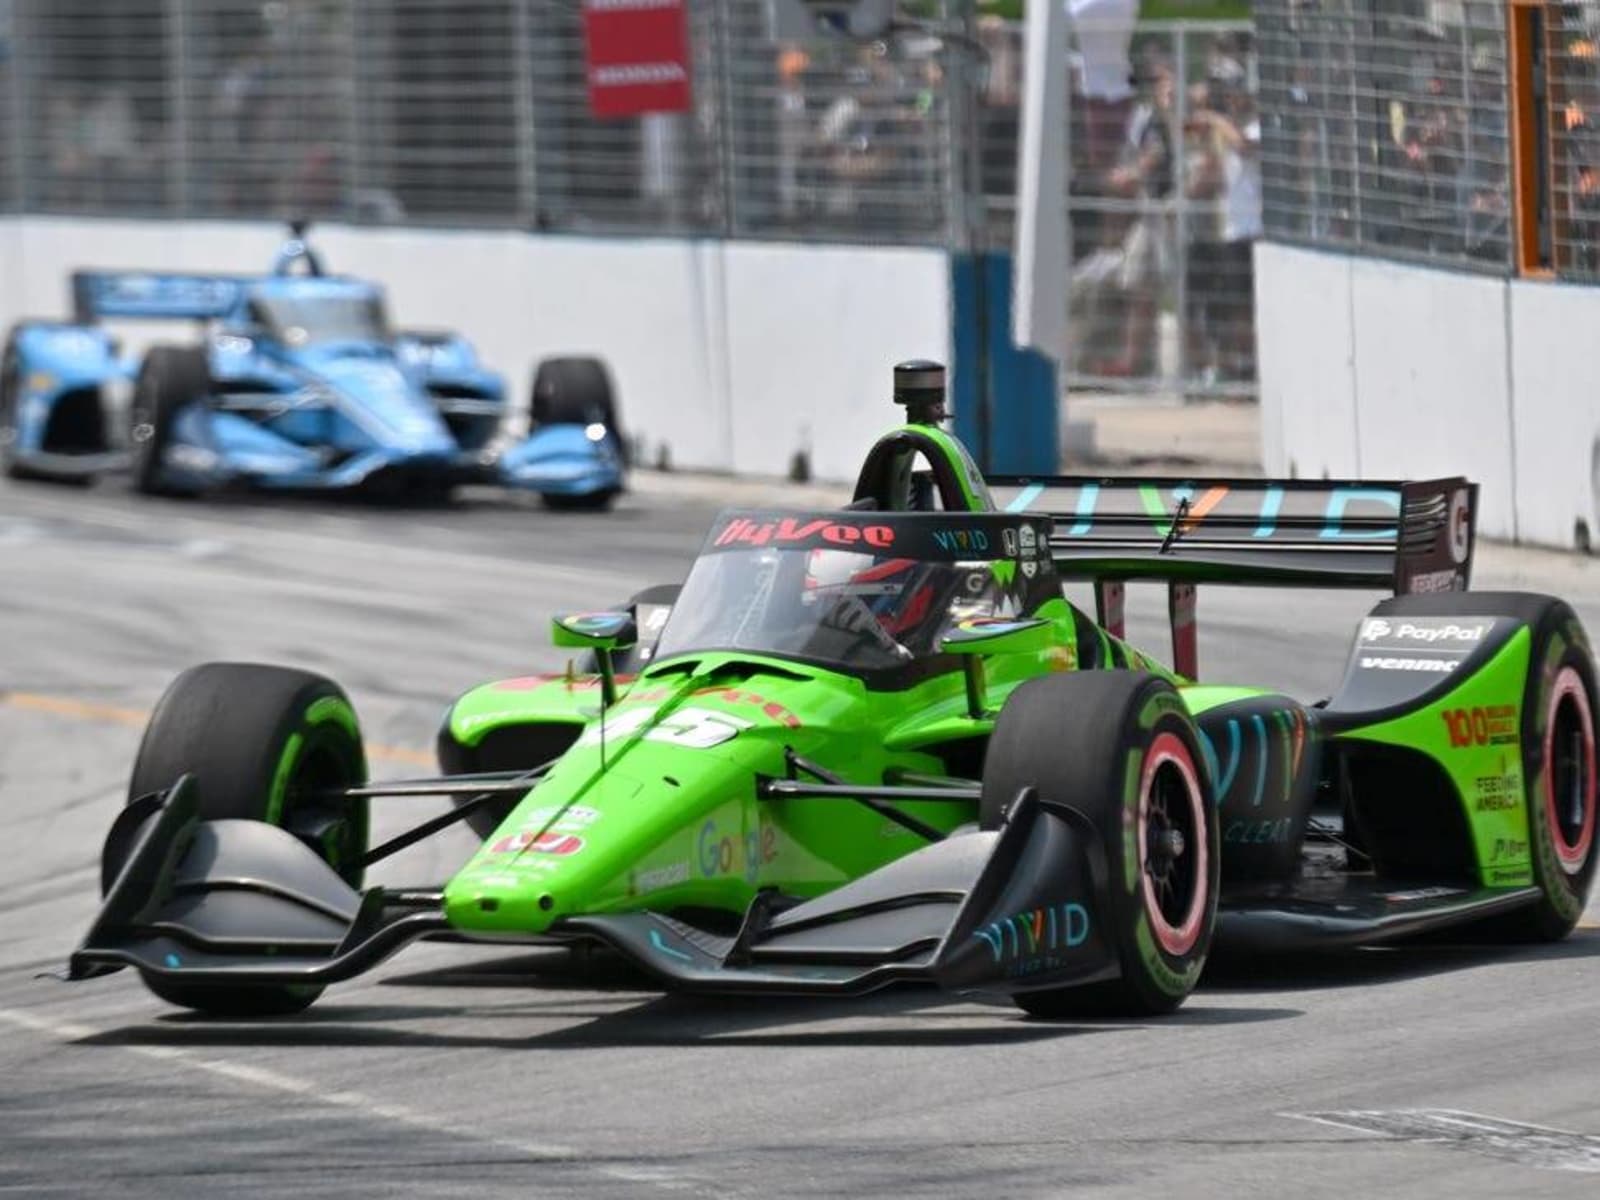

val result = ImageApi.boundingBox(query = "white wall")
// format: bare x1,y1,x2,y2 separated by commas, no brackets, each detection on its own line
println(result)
1254,242,1358,479
1257,242,1534,545
1346,257,1515,535
0,217,950,480
1508,280,1600,549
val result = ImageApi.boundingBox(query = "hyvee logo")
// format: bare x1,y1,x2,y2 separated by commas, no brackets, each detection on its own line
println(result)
714,517,893,550
1359,655,1459,674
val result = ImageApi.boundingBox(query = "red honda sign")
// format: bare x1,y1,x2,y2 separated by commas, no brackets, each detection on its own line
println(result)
583,0,693,120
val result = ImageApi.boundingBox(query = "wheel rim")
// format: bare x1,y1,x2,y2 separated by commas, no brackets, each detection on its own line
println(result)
275,722,367,884
1138,731,1208,957
1545,666,1596,875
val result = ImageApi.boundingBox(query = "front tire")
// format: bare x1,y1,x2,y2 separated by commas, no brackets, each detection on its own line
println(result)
131,346,211,497
981,672,1219,1018
1,335,26,479
108,663,369,1015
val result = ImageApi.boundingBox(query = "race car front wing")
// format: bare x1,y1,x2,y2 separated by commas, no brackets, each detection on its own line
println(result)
67,777,1123,1001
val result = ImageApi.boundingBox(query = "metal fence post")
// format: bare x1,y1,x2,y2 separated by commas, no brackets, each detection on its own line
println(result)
1174,22,1189,398
511,0,538,229
166,0,189,217
711,0,737,237
347,1,366,221
8,0,29,211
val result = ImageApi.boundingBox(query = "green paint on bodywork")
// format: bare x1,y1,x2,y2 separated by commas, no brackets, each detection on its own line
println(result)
1180,685,1275,715
441,597,1087,937
904,423,994,511
1335,629,1535,887
448,673,599,747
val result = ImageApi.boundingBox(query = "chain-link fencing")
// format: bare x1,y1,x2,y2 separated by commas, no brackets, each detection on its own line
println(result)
1256,1,1512,272
0,2,1257,398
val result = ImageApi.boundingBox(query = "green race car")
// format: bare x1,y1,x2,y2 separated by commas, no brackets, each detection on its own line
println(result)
69,362,1599,1020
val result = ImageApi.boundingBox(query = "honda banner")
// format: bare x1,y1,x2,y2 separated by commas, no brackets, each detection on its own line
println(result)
583,0,693,120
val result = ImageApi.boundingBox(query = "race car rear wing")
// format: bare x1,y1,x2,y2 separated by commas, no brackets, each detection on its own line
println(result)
988,474,1478,679
71,271,247,323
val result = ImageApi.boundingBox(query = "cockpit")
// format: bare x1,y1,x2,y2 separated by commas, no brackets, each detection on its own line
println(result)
652,511,1058,675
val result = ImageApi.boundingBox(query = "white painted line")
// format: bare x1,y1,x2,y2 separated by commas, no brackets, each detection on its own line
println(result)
1287,1108,1600,1173
0,1006,703,1193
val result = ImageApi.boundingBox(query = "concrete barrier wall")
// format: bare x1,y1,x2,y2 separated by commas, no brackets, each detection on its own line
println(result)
0,217,950,479
1508,280,1600,549
1254,242,1358,480
1255,241,1598,548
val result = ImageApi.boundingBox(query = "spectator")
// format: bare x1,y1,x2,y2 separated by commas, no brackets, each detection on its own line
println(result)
1075,56,1176,379
1189,78,1262,382
1068,0,1138,261
1182,78,1225,384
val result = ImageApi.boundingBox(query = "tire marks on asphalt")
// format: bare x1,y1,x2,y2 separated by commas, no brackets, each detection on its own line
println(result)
1288,1109,1600,1173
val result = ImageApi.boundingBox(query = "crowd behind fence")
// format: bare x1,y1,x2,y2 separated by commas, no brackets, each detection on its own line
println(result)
1255,0,1600,287
0,1,1260,399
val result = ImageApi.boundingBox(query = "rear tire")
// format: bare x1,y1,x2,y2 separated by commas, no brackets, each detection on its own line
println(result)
981,673,1219,1018
1,335,26,479
1511,606,1599,939
529,356,619,433
107,663,369,1015
438,721,582,841
131,345,211,496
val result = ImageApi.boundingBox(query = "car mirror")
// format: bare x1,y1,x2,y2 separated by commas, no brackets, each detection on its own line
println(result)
939,618,1052,720
552,612,637,708
938,617,1051,658
552,612,637,651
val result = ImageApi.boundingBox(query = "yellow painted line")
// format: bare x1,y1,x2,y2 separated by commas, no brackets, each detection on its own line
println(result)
4,691,149,727
2,690,433,768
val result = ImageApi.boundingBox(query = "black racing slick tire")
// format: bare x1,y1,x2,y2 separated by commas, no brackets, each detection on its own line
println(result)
529,356,618,431
439,721,583,841
981,672,1219,1018
1,334,26,479
131,345,211,496
105,663,369,1016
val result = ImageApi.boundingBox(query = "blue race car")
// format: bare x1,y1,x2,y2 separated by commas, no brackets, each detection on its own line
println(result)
0,226,625,507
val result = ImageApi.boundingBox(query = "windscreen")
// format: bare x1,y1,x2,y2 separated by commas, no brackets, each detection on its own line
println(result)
254,292,389,346
653,513,1055,673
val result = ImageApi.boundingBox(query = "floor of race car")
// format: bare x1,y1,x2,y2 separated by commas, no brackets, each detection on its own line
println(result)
3,475,1599,1200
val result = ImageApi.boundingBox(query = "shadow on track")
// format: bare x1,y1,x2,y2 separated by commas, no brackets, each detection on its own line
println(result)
1201,927,1600,994
69,941,1302,1053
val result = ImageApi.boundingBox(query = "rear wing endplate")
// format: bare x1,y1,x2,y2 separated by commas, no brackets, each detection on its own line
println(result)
989,474,1478,679
72,271,247,323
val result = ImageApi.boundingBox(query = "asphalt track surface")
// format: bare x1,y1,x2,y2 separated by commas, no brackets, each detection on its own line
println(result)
4,474,1600,1199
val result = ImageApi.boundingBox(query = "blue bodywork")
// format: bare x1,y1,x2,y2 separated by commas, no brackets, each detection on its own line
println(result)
0,235,624,503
